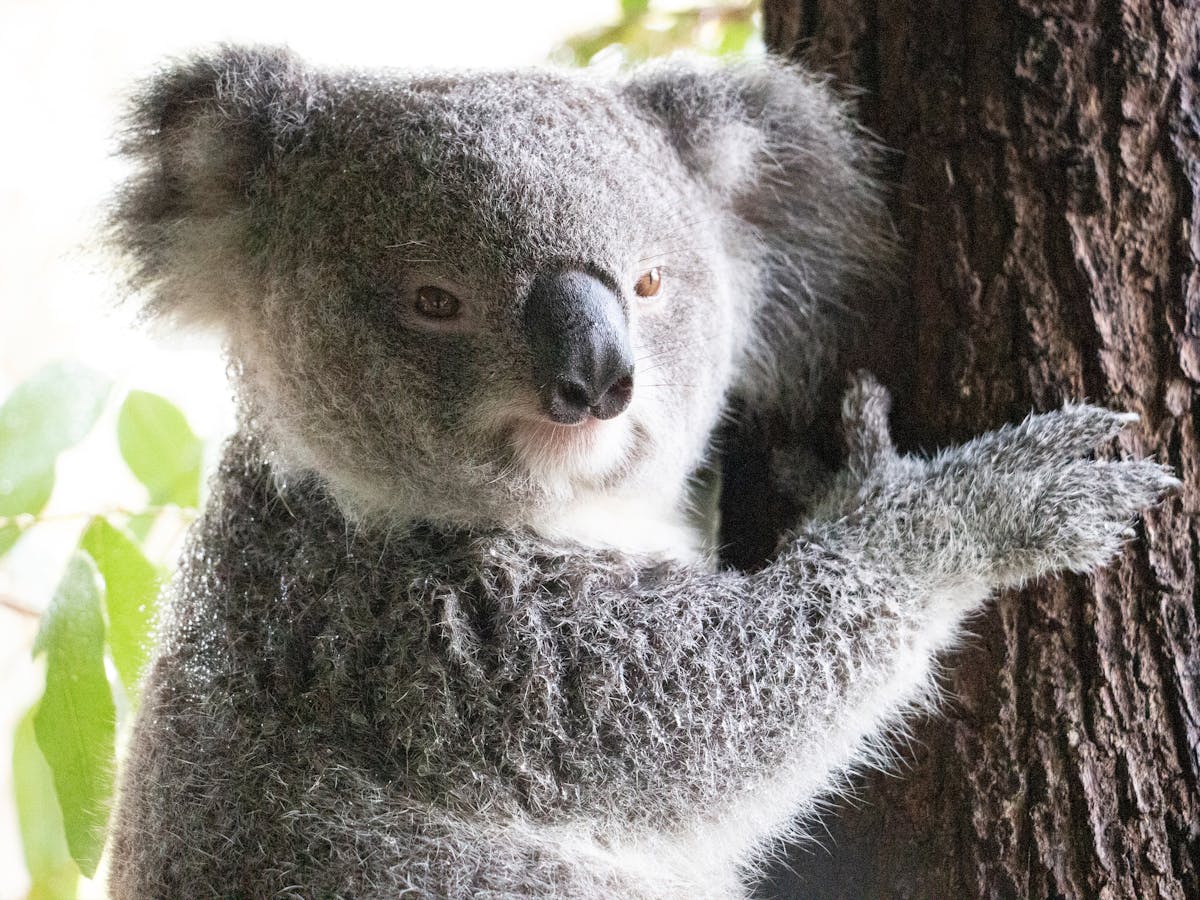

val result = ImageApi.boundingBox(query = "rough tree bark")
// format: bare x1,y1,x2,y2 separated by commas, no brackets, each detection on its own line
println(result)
752,1,1200,897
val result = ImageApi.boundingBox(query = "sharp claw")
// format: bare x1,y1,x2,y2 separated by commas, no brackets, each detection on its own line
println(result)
1160,476,1184,496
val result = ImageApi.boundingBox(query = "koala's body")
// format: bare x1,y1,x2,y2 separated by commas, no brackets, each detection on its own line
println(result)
107,47,1176,898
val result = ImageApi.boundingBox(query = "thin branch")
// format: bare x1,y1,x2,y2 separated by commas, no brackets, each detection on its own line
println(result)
0,505,199,529
0,594,40,619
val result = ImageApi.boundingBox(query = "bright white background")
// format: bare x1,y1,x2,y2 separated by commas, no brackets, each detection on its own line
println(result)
0,0,617,893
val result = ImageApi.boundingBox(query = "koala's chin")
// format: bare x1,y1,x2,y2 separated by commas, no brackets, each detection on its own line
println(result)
504,413,635,487
495,407,706,561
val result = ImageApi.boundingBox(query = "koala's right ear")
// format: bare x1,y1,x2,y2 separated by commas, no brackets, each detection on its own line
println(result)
111,45,319,327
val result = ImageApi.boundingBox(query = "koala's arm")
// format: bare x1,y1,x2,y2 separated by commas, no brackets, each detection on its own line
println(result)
481,377,1177,851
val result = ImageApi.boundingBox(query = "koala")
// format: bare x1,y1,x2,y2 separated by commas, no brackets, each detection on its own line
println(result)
105,46,1177,898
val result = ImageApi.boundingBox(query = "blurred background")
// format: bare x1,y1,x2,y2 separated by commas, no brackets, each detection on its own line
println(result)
0,1,759,895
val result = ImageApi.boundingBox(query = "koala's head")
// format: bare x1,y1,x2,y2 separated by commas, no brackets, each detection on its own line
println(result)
113,46,886,530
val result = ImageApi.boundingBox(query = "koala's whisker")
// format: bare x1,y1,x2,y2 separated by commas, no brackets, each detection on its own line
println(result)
634,359,680,379
635,363,672,379
634,334,723,366
636,354,694,374
634,346,686,365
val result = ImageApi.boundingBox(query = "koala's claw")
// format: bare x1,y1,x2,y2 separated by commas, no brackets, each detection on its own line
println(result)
989,457,1178,583
942,404,1141,477
842,370,896,477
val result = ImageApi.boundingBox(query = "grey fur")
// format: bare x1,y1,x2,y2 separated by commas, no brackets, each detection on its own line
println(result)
106,46,1176,898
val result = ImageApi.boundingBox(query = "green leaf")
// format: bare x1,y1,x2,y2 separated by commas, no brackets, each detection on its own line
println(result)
620,0,650,19
123,510,159,543
80,517,161,693
716,18,755,55
0,520,24,559
14,708,80,900
117,391,202,508
32,554,116,878
0,363,111,517
0,468,54,520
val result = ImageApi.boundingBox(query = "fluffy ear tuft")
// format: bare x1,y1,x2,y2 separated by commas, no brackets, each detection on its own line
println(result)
623,60,766,200
110,45,319,328
624,57,895,425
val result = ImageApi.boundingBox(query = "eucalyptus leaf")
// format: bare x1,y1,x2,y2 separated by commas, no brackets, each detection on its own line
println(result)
620,0,650,19
0,363,111,517
80,516,161,693
117,390,202,508
32,553,116,878
716,18,754,55
0,520,24,559
14,708,80,900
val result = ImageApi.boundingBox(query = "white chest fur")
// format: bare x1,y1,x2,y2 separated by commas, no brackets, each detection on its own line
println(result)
530,492,713,566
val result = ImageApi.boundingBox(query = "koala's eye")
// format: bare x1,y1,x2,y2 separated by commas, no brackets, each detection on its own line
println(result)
415,285,461,319
634,268,663,299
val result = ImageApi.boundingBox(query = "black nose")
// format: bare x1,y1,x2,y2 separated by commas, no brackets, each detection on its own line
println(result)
524,270,635,424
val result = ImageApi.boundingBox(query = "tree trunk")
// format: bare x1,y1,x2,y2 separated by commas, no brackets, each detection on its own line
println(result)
754,1,1200,897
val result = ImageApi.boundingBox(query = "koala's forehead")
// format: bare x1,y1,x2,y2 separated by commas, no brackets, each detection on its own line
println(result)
272,71,697,273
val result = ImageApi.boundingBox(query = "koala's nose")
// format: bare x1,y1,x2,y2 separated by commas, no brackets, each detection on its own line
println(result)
524,270,635,424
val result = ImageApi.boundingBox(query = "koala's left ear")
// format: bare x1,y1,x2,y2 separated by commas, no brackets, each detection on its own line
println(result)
622,57,893,422
621,55,882,224
111,45,320,327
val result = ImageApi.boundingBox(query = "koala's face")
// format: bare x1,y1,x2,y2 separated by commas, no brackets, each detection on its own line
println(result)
249,72,742,524
117,49,884,528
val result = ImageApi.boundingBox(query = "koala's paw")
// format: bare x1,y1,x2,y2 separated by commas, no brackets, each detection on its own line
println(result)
822,384,1177,587
944,405,1180,584
990,456,1179,583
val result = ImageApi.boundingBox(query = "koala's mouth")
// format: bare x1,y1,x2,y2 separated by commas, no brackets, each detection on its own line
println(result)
504,414,635,482
521,415,601,445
